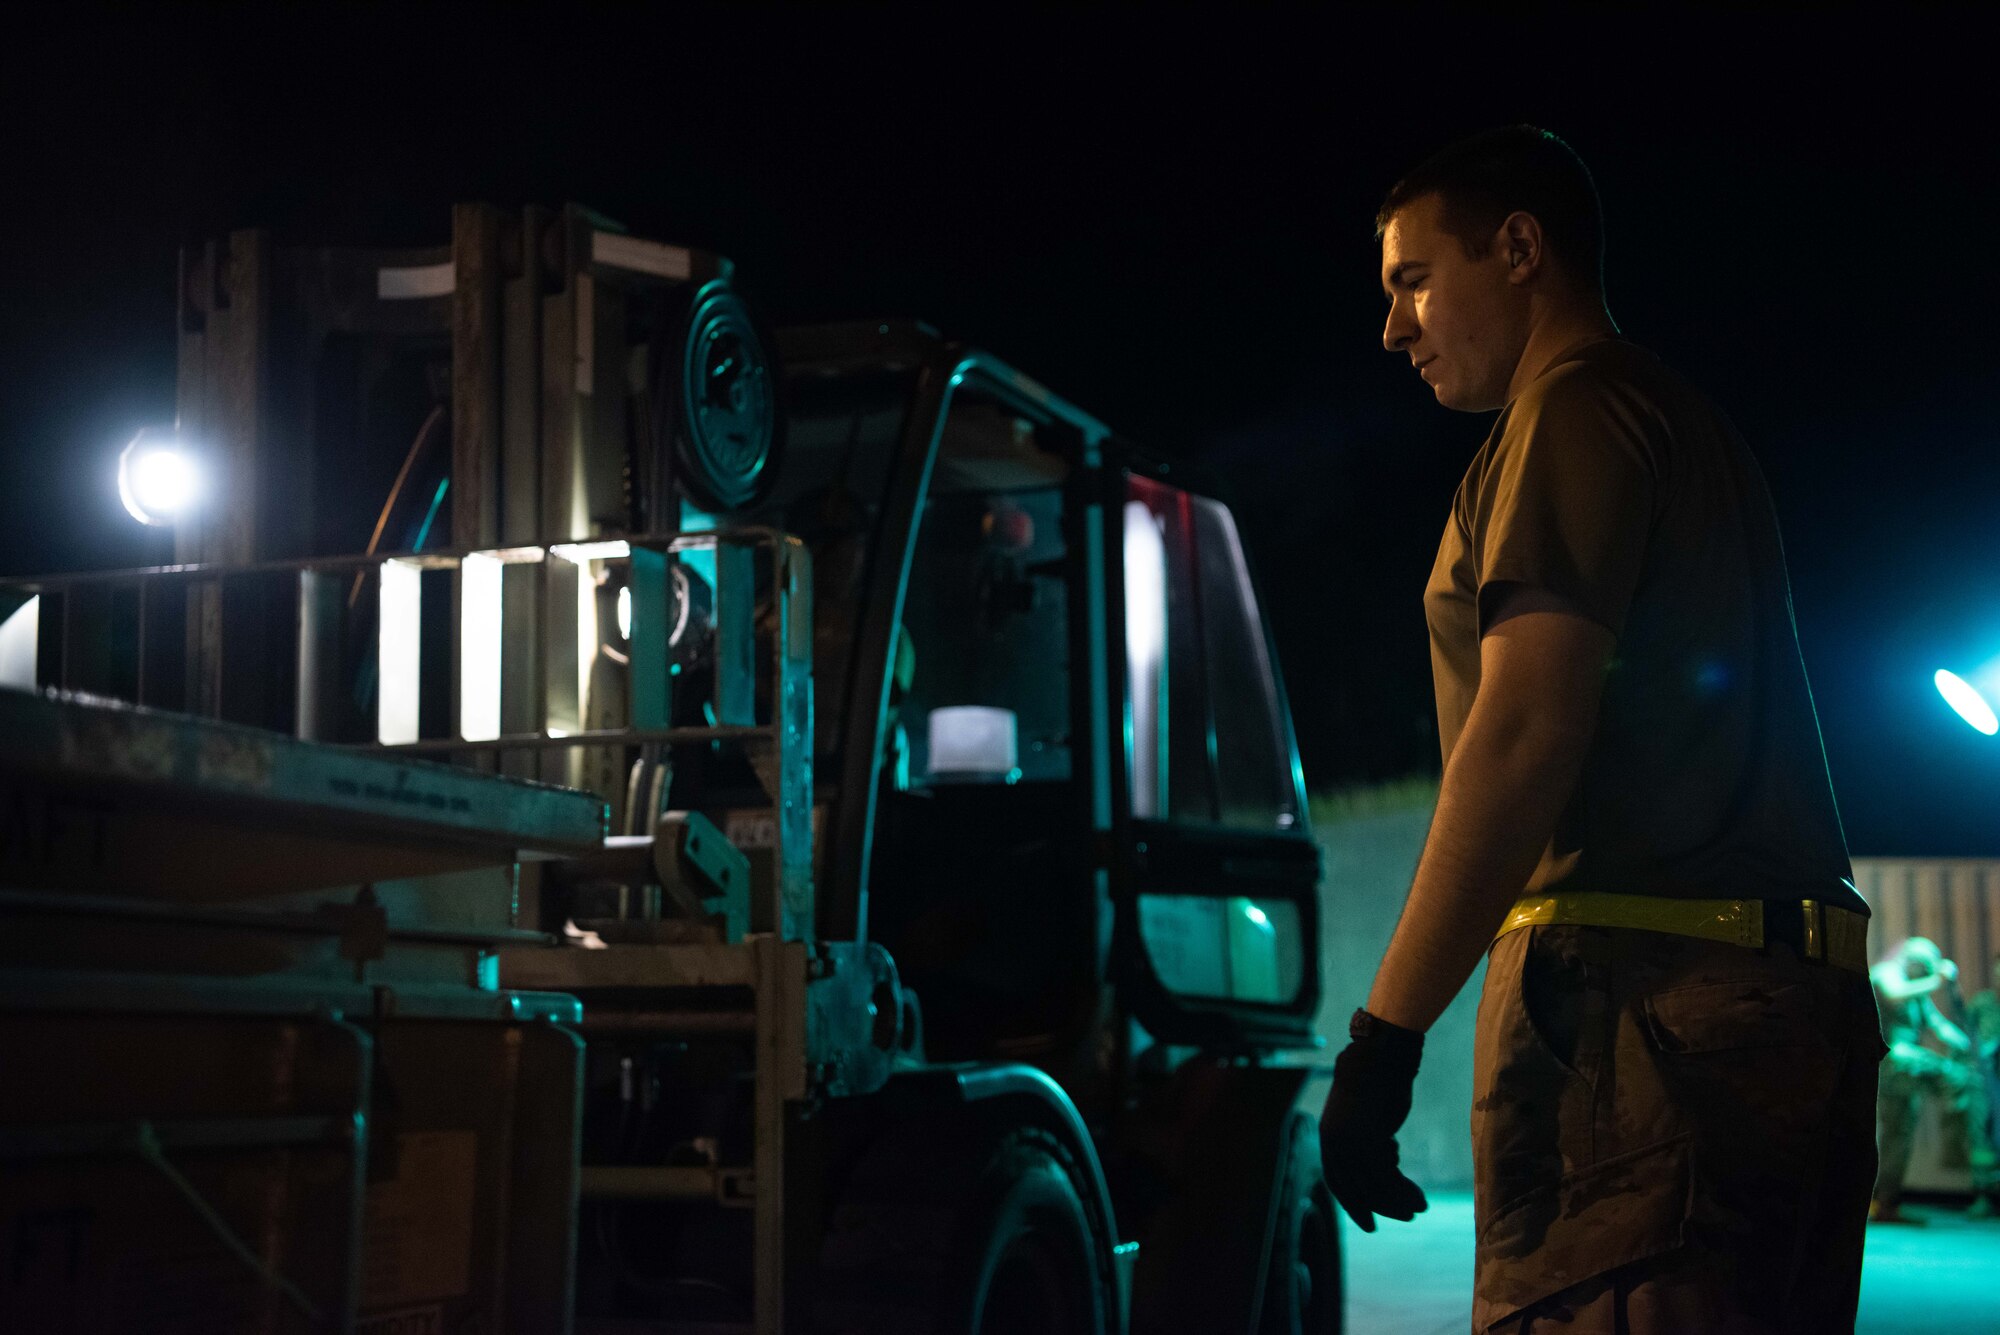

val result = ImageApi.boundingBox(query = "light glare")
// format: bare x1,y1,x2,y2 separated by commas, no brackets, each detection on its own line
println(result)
549,539,631,564
1935,669,1998,735
377,559,423,744
1124,501,1168,816
118,432,198,526
459,553,503,742
0,596,38,690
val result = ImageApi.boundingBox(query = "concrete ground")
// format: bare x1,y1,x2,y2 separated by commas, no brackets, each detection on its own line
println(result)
1343,1192,2000,1334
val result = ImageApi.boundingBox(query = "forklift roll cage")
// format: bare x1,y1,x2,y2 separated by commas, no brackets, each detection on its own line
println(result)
799,321,1322,1049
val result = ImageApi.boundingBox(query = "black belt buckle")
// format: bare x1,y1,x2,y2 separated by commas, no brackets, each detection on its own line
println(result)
1761,899,1826,963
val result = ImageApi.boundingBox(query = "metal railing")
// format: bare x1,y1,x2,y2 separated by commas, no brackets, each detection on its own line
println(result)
0,528,817,940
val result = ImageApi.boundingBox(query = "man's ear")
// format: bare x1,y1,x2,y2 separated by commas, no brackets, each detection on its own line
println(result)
1500,211,1543,285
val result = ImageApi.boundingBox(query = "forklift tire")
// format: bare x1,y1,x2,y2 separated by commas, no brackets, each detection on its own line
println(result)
1260,1119,1344,1335
814,1124,1111,1335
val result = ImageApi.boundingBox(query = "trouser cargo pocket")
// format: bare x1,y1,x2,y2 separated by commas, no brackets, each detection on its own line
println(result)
1474,1134,1693,1331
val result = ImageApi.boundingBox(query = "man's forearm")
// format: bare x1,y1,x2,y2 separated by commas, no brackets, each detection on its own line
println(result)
1875,972,1944,1003
1364,707,1589,1033
1931,1006,1974,1055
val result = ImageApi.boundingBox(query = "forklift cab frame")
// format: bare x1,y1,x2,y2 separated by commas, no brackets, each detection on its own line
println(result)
777,321,1322,1064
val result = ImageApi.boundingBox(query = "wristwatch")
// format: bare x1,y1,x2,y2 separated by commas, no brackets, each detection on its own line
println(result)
1348,1007,1425,1056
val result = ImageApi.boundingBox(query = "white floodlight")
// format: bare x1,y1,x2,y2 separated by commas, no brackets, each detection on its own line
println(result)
118,429,198,526
1935,669,1999,736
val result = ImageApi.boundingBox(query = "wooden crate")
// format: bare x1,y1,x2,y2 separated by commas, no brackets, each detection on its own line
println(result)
0,985,582,1333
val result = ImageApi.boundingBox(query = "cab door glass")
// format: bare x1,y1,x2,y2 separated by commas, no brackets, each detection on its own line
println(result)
1123,475,1297,830
897,405,1073,787
1125,474,1309,1011
1136,894,1303,1005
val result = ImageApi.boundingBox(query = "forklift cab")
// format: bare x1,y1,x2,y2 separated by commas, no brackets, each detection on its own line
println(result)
771,322,1321,1082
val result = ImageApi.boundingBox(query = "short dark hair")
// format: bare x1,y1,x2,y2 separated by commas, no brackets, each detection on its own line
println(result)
1376,126,1605,294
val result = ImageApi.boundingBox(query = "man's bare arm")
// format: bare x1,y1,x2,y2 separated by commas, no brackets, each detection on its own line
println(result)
1870,964,1945,1003
1365,586,1615,1033
1924,997,1974,1054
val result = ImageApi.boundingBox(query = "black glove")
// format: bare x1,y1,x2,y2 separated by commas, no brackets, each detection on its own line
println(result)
1319,1008,1429,1232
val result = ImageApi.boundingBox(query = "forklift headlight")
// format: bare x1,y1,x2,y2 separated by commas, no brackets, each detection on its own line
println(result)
118,430,199,526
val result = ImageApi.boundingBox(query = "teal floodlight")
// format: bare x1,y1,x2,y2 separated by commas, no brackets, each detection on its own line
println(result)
1934,669,1999,736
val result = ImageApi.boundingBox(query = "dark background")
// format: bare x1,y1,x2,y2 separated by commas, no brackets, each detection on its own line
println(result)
4,7,1996,854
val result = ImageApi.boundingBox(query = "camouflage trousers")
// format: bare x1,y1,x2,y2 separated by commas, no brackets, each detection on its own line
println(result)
1873,1040,1997,1209
1471,924,1885,1334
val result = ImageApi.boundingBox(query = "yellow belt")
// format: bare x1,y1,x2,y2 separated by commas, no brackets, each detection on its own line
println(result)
1495,891,1870,975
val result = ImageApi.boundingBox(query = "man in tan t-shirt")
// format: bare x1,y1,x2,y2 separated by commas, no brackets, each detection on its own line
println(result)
1315,126,1885,1332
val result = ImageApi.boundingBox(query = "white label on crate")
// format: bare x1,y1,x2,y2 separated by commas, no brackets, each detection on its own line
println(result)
361,1130,477,1310
377,262,456,300
358,1304,446,1335
726,808,779,851
724,805,827,858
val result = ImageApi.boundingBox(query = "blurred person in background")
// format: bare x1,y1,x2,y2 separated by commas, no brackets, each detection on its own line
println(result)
1960,952,2000,1217
1870,937,1995,1221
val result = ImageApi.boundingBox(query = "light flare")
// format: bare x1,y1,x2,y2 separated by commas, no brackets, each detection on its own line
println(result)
1935,669,1998,735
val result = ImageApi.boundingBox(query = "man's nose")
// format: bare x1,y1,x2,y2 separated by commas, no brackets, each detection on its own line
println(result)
1383,303,1416,353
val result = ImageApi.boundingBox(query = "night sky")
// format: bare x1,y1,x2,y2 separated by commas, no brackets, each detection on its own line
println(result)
5,8,1997,855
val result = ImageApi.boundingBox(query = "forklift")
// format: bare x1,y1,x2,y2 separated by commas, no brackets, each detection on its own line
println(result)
0,205,1340,1334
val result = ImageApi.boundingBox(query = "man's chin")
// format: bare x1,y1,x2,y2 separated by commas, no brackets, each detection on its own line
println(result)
1433,383,1499,414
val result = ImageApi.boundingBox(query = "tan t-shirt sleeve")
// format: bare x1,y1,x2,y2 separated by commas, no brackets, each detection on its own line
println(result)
1472,367,1658,637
